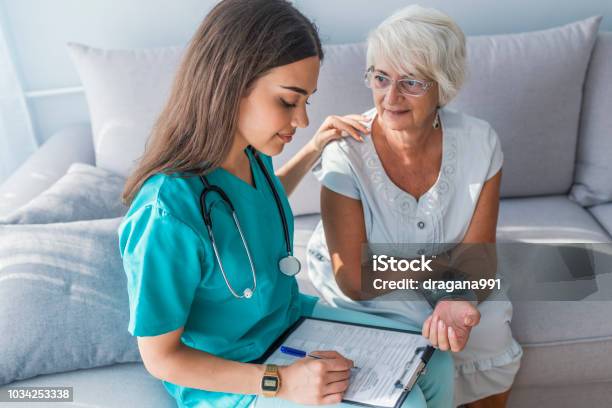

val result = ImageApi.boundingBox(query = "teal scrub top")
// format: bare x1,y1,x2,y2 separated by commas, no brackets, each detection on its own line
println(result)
118,148,318,408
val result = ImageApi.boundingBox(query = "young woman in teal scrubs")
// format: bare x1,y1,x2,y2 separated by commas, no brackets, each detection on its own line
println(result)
119,1,454,407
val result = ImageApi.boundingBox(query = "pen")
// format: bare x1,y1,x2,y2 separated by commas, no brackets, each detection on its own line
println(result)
280,346,360,369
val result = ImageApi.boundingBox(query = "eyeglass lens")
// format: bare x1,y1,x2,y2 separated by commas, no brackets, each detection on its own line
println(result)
367,72,428,96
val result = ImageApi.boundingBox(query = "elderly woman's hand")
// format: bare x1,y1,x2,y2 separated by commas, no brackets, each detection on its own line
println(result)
422,300,481,352
311,114,370,153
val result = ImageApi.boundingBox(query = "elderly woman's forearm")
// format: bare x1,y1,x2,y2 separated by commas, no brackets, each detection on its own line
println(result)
334,258,455,300
334,247,497,301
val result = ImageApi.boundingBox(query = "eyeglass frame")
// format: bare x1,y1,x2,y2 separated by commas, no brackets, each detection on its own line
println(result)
364,66,434,97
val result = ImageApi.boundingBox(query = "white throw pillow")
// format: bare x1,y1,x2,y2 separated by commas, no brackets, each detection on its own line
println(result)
67,43,184,178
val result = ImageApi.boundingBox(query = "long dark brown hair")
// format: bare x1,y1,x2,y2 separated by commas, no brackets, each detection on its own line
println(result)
122,0,323,205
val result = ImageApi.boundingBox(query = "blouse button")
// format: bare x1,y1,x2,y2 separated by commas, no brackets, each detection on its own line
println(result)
417,248,425,255
417,221,425,229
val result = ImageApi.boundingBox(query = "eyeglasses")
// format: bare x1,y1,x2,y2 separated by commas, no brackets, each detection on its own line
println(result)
364,67,434,97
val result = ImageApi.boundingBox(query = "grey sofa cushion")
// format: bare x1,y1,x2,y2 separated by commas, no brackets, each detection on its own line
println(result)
0,125,95,218
0,163,126,224
448,16,602,198
570,32,612,206
512,301,612,347
508,382,612,408
511,301,612,387
589,202,612,236
0,363,174,407
497,195,611,243
0,218,140,385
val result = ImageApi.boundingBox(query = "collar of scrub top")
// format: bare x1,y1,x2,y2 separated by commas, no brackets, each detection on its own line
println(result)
198,147,301,299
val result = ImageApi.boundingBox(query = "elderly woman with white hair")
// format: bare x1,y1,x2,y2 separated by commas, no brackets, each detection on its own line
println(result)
307,5,523,408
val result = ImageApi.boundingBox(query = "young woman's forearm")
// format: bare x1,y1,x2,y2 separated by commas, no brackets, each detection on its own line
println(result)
276,140,320,196
276,115,368,195
150,344,265,395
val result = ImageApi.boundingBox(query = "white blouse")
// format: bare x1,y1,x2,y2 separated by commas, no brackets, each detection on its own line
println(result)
309,107,503,256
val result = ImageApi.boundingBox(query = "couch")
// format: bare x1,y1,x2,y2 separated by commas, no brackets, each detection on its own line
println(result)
1,17,612,407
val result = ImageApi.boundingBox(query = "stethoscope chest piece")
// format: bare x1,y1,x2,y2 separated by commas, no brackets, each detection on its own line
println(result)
279,255,301,276
200,147,301,299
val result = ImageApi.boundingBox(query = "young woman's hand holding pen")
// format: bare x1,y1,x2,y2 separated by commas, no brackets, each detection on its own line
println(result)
277,350,354,405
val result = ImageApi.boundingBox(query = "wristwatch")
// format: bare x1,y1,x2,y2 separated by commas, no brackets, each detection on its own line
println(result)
261,364,281,397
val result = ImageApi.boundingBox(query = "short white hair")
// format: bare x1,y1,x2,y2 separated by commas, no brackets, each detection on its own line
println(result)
366,5,466,106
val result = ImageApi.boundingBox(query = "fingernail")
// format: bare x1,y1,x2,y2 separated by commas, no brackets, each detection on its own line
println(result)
438,320,445,330
465,316,473,325
448,326,455,337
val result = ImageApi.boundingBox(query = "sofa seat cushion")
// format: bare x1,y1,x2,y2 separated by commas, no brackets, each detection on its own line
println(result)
589,202,612,237
508,382,612,408
511,301,612,387
293,196,612,252
497,195,611,243
485,194,612,390
0,362,174,408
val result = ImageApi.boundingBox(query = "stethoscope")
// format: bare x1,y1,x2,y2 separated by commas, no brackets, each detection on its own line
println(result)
199,147,301,299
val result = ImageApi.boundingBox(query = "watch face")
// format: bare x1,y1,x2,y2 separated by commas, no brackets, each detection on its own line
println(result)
261,376,279,391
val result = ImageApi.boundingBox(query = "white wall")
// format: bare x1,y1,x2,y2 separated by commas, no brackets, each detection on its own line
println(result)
1,0,610,144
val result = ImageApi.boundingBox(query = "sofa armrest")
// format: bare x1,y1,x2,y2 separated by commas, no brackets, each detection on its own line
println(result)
0,124,94,217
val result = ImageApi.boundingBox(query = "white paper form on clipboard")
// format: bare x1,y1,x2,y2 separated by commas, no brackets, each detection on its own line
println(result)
260,317,435,408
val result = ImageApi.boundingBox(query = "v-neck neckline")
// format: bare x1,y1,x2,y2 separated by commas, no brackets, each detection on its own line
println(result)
368,110,446,205
217,148,261,194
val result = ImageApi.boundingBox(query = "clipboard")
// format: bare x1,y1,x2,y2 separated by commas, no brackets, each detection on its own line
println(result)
254,316,435,408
